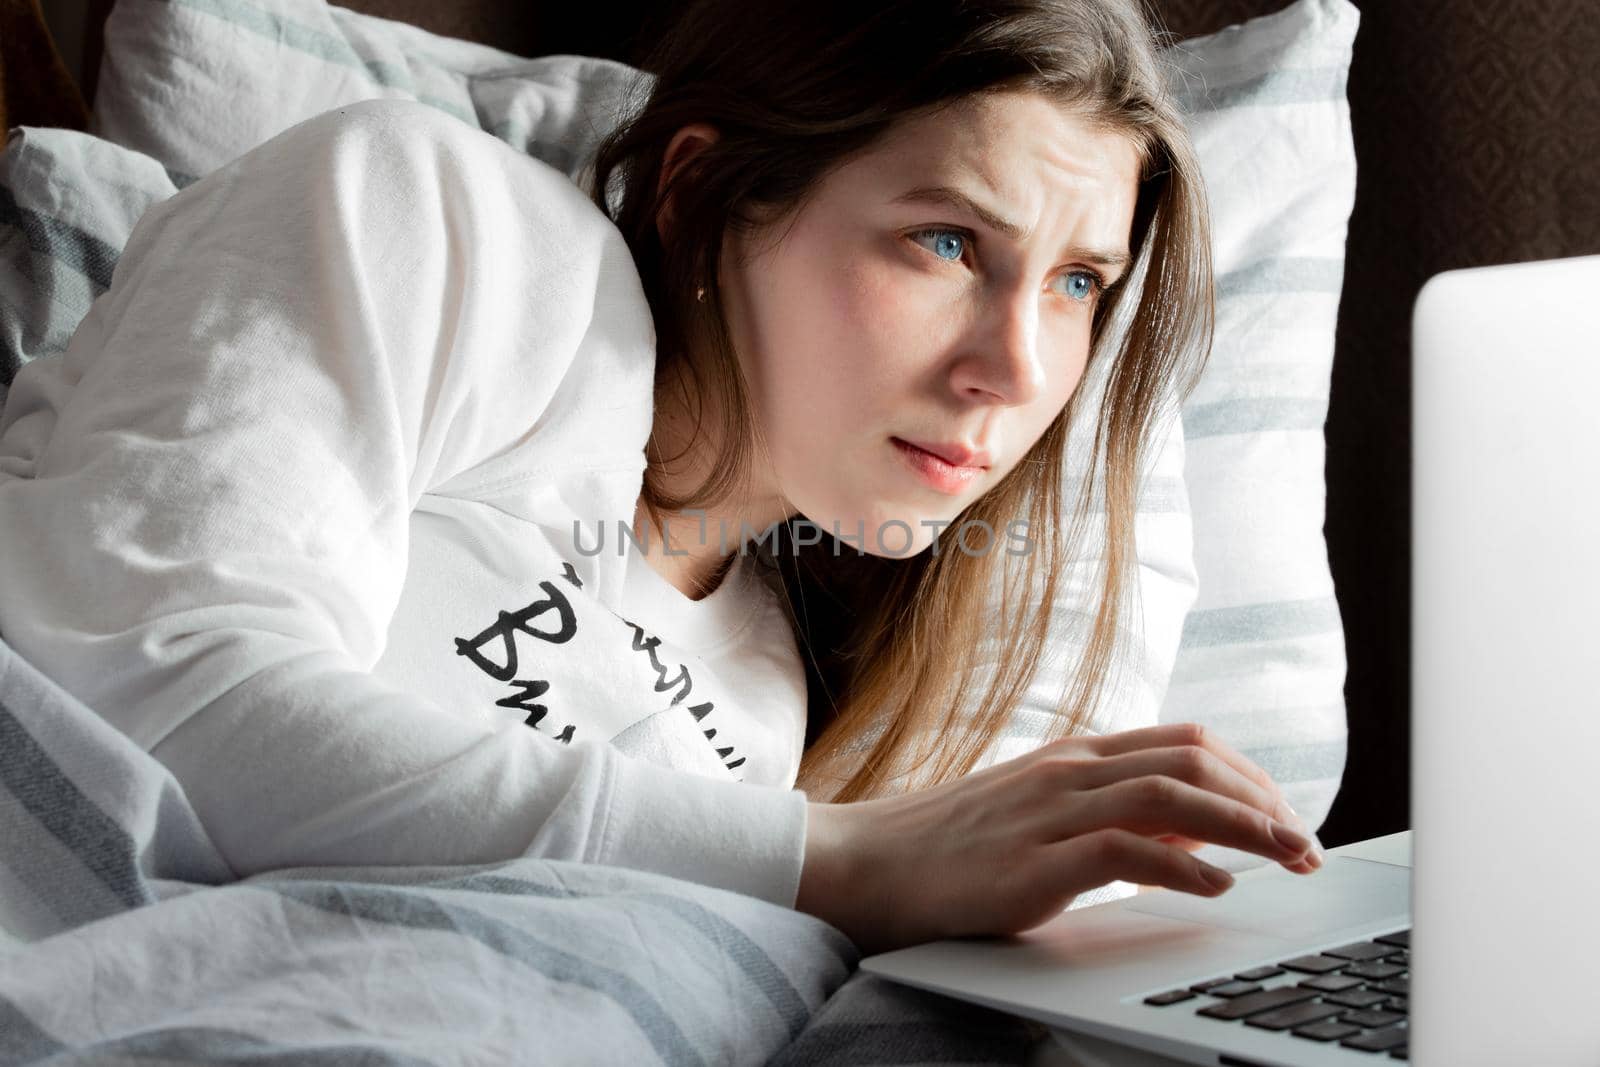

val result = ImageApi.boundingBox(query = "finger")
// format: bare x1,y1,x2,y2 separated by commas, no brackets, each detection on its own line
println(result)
1089,723,1296,825
1154,832,1206,852
1082,722,1205,757
1060,746,1284,827
1042,828,1235,901
1158,830,1321,875
1158,832,1320,873
1063,775,1316,867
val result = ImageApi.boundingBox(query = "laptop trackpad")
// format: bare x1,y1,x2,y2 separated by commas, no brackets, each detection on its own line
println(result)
1122,857,1409,942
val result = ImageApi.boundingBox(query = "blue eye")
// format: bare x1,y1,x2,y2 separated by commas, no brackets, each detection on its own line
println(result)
911,228,968,262
1054,270,1103,303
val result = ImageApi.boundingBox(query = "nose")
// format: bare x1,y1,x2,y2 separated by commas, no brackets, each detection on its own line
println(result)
949,286,1047,407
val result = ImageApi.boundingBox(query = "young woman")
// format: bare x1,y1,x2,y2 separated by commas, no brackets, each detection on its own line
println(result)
0,0,1321,958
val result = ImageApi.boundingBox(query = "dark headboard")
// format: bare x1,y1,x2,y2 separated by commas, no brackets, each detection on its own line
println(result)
10,0,1600,848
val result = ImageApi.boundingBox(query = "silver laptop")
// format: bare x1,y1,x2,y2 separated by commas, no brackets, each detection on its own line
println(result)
859,254,1600,1067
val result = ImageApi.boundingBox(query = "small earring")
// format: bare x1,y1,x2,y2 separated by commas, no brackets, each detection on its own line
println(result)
695,285,707,303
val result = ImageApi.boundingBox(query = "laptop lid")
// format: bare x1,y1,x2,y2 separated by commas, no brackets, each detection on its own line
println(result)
1410,254,1600,1066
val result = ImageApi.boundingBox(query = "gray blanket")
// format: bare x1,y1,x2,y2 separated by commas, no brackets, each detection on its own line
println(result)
0,637,1047,1064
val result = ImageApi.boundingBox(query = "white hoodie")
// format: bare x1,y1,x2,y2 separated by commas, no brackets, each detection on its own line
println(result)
0,98,811,908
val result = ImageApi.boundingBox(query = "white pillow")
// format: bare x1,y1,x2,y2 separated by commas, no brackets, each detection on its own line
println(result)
1157,0,1358,872
91,0,639,187
83,0,1355,874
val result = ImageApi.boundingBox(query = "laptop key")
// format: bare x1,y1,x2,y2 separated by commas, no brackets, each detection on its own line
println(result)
1371,977,1410,995
1340,1009,1405,1028
1342,961,1406,980
1384,996,1409,1014
1203,981,1265,998
1323,989,1392,1009
1374,930,1410,948
1143,988,1197,1006
1389,1048,1409,1060
1197,985,1317,1021
1299,974,1366,992
1189,977,1235,993
1278,954,1348,974
1341,1023,1409,1052
1292,1020,1364,1042
1245,1000,1346,1031
1323,941,1397,961
1234,965,1285,982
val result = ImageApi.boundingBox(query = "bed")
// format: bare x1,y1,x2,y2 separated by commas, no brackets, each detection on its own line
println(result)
1,0,1594,1061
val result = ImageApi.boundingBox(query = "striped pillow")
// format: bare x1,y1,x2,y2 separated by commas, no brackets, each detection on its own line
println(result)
959,0,1359,887
1157,0,1358,872
0,129,178,411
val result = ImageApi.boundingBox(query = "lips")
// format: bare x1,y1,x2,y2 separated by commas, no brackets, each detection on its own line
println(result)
891,438,988,495
894,438,992,470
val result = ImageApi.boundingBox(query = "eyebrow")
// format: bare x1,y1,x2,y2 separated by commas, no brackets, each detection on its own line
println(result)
891,185,1133,275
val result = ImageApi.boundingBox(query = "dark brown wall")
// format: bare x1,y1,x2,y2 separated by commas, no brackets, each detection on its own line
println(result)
0,0,90,132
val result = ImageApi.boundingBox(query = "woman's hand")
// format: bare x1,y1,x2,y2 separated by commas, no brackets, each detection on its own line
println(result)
795,722,1323,956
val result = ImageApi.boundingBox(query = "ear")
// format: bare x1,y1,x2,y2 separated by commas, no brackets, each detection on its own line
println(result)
655,123,721,245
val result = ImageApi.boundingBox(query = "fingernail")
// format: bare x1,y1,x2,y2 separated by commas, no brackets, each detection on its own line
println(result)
1271,821,1313,856
1200,863,1234,891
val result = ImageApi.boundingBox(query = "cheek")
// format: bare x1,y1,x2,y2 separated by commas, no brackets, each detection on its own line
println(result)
839,258,916,355
1048,311,1097,403
752,247,909,438
822,254,939,406
1059,343,1092,407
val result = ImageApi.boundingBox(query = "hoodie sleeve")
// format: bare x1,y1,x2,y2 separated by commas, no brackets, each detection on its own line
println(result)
0,99,809,908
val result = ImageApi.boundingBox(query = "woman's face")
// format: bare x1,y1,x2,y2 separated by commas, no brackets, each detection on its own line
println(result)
719,89,1143,558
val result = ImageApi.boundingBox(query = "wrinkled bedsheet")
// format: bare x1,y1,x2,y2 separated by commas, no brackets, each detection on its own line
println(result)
0,636,1047,1064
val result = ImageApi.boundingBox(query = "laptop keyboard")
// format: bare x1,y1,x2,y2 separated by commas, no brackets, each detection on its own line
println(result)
1141,928,1411,1058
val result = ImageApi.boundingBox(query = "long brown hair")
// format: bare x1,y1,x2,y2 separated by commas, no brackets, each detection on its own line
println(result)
589,0,1214,803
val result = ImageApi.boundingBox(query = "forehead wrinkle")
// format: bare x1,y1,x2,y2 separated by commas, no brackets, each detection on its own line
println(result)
869,94,1137,268
892,180,1132,274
